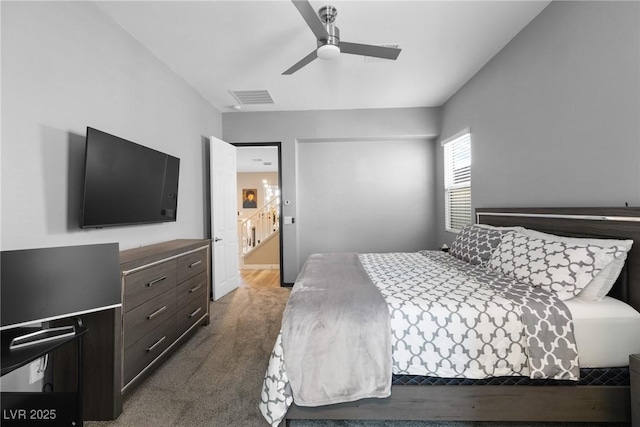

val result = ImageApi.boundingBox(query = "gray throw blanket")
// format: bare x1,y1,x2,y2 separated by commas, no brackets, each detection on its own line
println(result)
281,253,392,406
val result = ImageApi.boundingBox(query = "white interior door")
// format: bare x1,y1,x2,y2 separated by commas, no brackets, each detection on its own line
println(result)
210,137,240,301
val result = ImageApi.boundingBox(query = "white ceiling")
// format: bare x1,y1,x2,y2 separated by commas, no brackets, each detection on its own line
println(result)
95,0,550,113
236,145,279,172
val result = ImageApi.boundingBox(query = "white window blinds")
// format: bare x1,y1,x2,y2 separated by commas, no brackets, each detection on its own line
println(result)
443,131,471,233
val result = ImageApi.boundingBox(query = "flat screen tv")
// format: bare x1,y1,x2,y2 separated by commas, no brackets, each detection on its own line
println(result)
0,243,121,331
81,127,180,228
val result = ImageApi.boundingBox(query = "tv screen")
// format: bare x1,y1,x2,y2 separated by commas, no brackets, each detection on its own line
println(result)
1,243,121,330
81,127,180,228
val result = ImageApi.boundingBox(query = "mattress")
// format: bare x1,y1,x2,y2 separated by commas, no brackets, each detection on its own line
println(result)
565,295,640,368
390,297,640,388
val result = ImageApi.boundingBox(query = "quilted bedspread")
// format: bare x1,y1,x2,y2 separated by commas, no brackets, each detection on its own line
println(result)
259,251,580,426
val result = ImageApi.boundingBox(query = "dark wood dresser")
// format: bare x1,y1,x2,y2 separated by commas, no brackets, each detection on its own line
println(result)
119,239,211,395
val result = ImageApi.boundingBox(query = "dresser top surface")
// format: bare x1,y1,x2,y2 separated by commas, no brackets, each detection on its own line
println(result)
120,239,210,270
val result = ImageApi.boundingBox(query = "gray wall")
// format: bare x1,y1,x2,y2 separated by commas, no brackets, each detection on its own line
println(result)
1,1,222,252
222,108,441,282
1,0,221,391
436,0,640,246
298,139,435,268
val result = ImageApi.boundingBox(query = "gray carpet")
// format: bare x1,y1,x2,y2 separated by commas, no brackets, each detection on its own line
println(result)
85,286,628,427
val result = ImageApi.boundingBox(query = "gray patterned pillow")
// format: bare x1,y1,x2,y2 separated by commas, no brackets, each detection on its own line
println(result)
449,224,506,266
487,232,619,300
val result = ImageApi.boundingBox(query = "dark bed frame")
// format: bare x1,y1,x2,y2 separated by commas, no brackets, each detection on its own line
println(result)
280,207,640,425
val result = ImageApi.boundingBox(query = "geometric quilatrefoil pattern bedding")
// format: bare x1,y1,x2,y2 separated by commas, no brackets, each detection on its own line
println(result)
259,332,292,427
359,251,580,381
259,251,580,427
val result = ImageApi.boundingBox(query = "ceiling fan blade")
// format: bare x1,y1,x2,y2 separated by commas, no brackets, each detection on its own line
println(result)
340,42,401,60
283,49,318,75
292,0,329,41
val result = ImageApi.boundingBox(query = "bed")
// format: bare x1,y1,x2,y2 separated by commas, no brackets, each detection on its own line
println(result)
260,207,640,426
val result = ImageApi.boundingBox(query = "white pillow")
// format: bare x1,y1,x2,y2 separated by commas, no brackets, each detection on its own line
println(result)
518,229,633,301
487,232,620,300
476,224,527,232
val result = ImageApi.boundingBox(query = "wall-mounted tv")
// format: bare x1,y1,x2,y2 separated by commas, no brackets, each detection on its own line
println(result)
1,243,121,331
81,127,180,228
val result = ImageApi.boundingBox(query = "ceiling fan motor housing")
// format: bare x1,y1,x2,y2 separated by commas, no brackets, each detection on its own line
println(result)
317,5,339,47
317,25,339,47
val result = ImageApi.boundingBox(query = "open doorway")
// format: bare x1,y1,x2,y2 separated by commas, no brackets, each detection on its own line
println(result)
234,142,283,288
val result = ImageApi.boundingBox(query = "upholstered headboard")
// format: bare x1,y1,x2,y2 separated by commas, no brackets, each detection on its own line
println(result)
476,207,640,313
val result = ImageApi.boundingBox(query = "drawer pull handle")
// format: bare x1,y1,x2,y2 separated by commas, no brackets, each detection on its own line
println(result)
147,305,167,320
189,260,202,268
146,336,166,352
147,276,167,287
189,307,202,318
189,283,204,293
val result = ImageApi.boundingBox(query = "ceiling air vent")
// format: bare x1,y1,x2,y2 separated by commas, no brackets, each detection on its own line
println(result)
229,90,274,105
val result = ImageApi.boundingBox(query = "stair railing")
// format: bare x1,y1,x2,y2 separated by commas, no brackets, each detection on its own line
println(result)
239,198,280,257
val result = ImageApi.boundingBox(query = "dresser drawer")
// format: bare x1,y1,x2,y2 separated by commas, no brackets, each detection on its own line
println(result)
176,296,208,336
123,260,177,312
176,271,207,309
177,249,207,283
123,317,176,386
123,288,176,350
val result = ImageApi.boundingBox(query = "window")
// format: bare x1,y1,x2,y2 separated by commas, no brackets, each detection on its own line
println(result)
443,130,471,233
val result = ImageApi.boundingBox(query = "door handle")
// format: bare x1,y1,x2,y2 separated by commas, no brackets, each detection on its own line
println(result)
214,237,223,242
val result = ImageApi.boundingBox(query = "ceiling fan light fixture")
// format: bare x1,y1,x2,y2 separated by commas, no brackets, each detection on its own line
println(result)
317,44,340,60
283,0,401,74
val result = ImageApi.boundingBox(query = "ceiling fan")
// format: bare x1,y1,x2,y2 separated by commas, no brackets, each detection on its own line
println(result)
283,0,402,75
